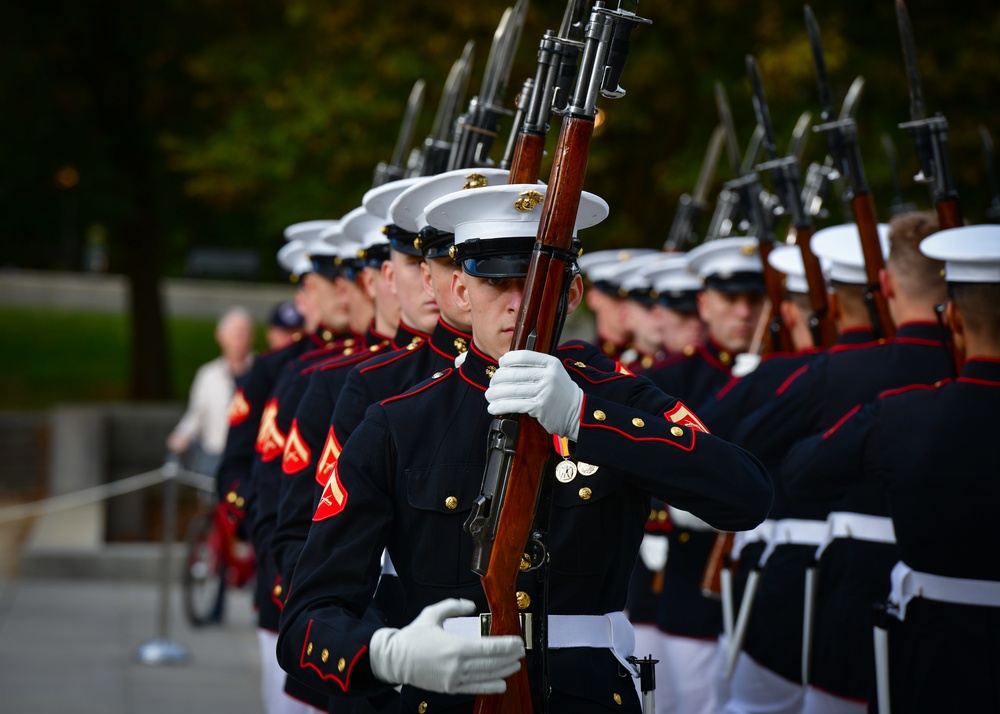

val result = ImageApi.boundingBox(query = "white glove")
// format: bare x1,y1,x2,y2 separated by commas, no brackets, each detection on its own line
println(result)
638,534,669,571
731,353,761,378
485,350,584,440
368,599,524,695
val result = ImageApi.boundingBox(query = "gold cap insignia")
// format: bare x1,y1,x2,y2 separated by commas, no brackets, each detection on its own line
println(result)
381,225,389,235
356,248,366,259
449,245,458,259
741,244,757,256
463,173,489,190
514,190,545,213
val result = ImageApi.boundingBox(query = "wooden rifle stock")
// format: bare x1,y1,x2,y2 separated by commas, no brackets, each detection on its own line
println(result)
474,116,595,714
758,241,795,354
700,532,735,598
936,199,962,231
507,131,548,185
793,224,838,348
851,192,896,340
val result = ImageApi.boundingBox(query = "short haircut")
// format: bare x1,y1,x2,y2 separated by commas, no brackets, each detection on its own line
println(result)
886,211,946,301
949,283,1000,346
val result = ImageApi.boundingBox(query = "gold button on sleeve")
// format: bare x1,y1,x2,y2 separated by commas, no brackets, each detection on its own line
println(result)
593,410,606,421
307,642,313,656
679,532,691,544
235,497,245,508
321,648,329,663
574,361,586,368
337,657,346,672
670,426,684,437
614,692,623,705
516,591,531,610
273,584,283,597
579,487,592,500
418,702,429,714
226,491,237,503
445,496,458,510
632,417,645,428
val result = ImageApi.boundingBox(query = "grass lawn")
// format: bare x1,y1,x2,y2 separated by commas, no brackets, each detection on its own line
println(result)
0,306,267,409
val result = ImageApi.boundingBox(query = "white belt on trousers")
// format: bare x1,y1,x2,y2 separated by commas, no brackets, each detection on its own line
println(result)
758,518,828,565
815,512,896,559
888,561,1000,620
731,519,775,562
444,611,637,674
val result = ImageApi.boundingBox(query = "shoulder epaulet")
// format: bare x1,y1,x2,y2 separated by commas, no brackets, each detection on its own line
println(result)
879,379,951,400
379,368,453,406
562,358,631,384
829,338,886,354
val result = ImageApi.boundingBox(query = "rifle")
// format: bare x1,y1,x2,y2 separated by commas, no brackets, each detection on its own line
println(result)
465,4,650,712
806,6,895,340
372,79,425,187
894,0,963,230
748,55,837,349
502,0,587,183
882,133,918,218
664,124,726,252
408,41,475,177
448,1,529,171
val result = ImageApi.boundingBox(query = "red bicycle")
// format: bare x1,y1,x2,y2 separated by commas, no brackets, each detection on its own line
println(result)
182,490,256,627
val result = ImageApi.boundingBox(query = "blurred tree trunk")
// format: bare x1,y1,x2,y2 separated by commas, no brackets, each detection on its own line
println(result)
82,0,172,399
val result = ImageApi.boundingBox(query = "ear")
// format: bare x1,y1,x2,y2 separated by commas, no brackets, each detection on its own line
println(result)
359,266,377,300
946,301,966,355
452,270,471,313
696,290,709,322
382,259,397,296
566,274,584,314
420,261,434,299
879,267,895,300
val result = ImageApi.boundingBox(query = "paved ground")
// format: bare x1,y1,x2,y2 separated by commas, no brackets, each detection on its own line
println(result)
0,577,264,714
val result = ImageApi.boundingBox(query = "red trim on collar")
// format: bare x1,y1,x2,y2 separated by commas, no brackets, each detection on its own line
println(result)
957,377,1000,387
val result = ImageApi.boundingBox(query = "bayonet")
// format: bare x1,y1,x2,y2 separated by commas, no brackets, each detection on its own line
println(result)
409,41,474,177
896,0,926,122
788,111,812,163
372,79,425,186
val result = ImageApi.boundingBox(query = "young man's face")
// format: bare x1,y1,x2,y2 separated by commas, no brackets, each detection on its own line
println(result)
453,271,583,361
422,257,471,332
386,251,439,334
653,304,706,354
697,288,764,354
307,273,351,333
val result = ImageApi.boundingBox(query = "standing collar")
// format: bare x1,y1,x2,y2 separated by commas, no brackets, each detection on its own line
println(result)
429,319,473,360
458,342,499,391
703,337,736,370
835,327,878,346
959,357,1000,385
392,321,431,350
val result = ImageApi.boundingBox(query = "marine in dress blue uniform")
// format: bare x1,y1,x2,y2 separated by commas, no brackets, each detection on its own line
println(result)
578,249,659,362
779,225,1000,713
734,212,951,714
276,183,773,714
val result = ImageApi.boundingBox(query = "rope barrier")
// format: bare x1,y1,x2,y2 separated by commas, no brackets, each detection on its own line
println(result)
0,464,214,525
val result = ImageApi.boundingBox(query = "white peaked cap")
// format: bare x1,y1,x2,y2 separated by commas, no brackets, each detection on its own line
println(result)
648,255,704,294
363,177,424,222
686,236,763,280
277,239,313,277
388,169,514,233
920,225,1000,283
341,206,388,251
424,183,609,245
811,223,890,285
283,220,338,243
768,244,830,294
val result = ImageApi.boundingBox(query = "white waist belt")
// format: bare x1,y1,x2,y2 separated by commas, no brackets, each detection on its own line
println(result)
759,519,828,565
731,520,775,562
444,611,636,674
889,561,1000,620
815,512,896,559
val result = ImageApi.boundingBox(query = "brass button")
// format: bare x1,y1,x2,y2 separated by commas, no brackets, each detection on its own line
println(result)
632,417,645,428
235,497,245,508
273,584,283,597
445,496,458,510
579,487,593,500
226,491,237,503
683,345,696,356
614,692,623,705
719,351,732,365
670,426,684,437
519,554,531,571
337,657,346,672
307,642,313,655
679,532,691,544
343,348,354,356
574,361,586,368
344,338,356,347
516,591,531,610
657,510,668,522
593,410,606,421
418,703,429,714
641,355,653,369
649,509,657,521
321,648,329,663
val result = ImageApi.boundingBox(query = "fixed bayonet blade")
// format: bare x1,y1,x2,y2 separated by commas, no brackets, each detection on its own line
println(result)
804,5,836,124
715,82,743,178
741,125,765,176
480,0,528,110
747,55,779,161
895,0,926,122
839,76,865,120
692,125,726,208
389,80,425,170
788,111,812,162
430,41,475,142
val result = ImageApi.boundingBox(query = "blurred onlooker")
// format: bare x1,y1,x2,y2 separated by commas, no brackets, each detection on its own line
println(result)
167,307,255,475
265,299,305,350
